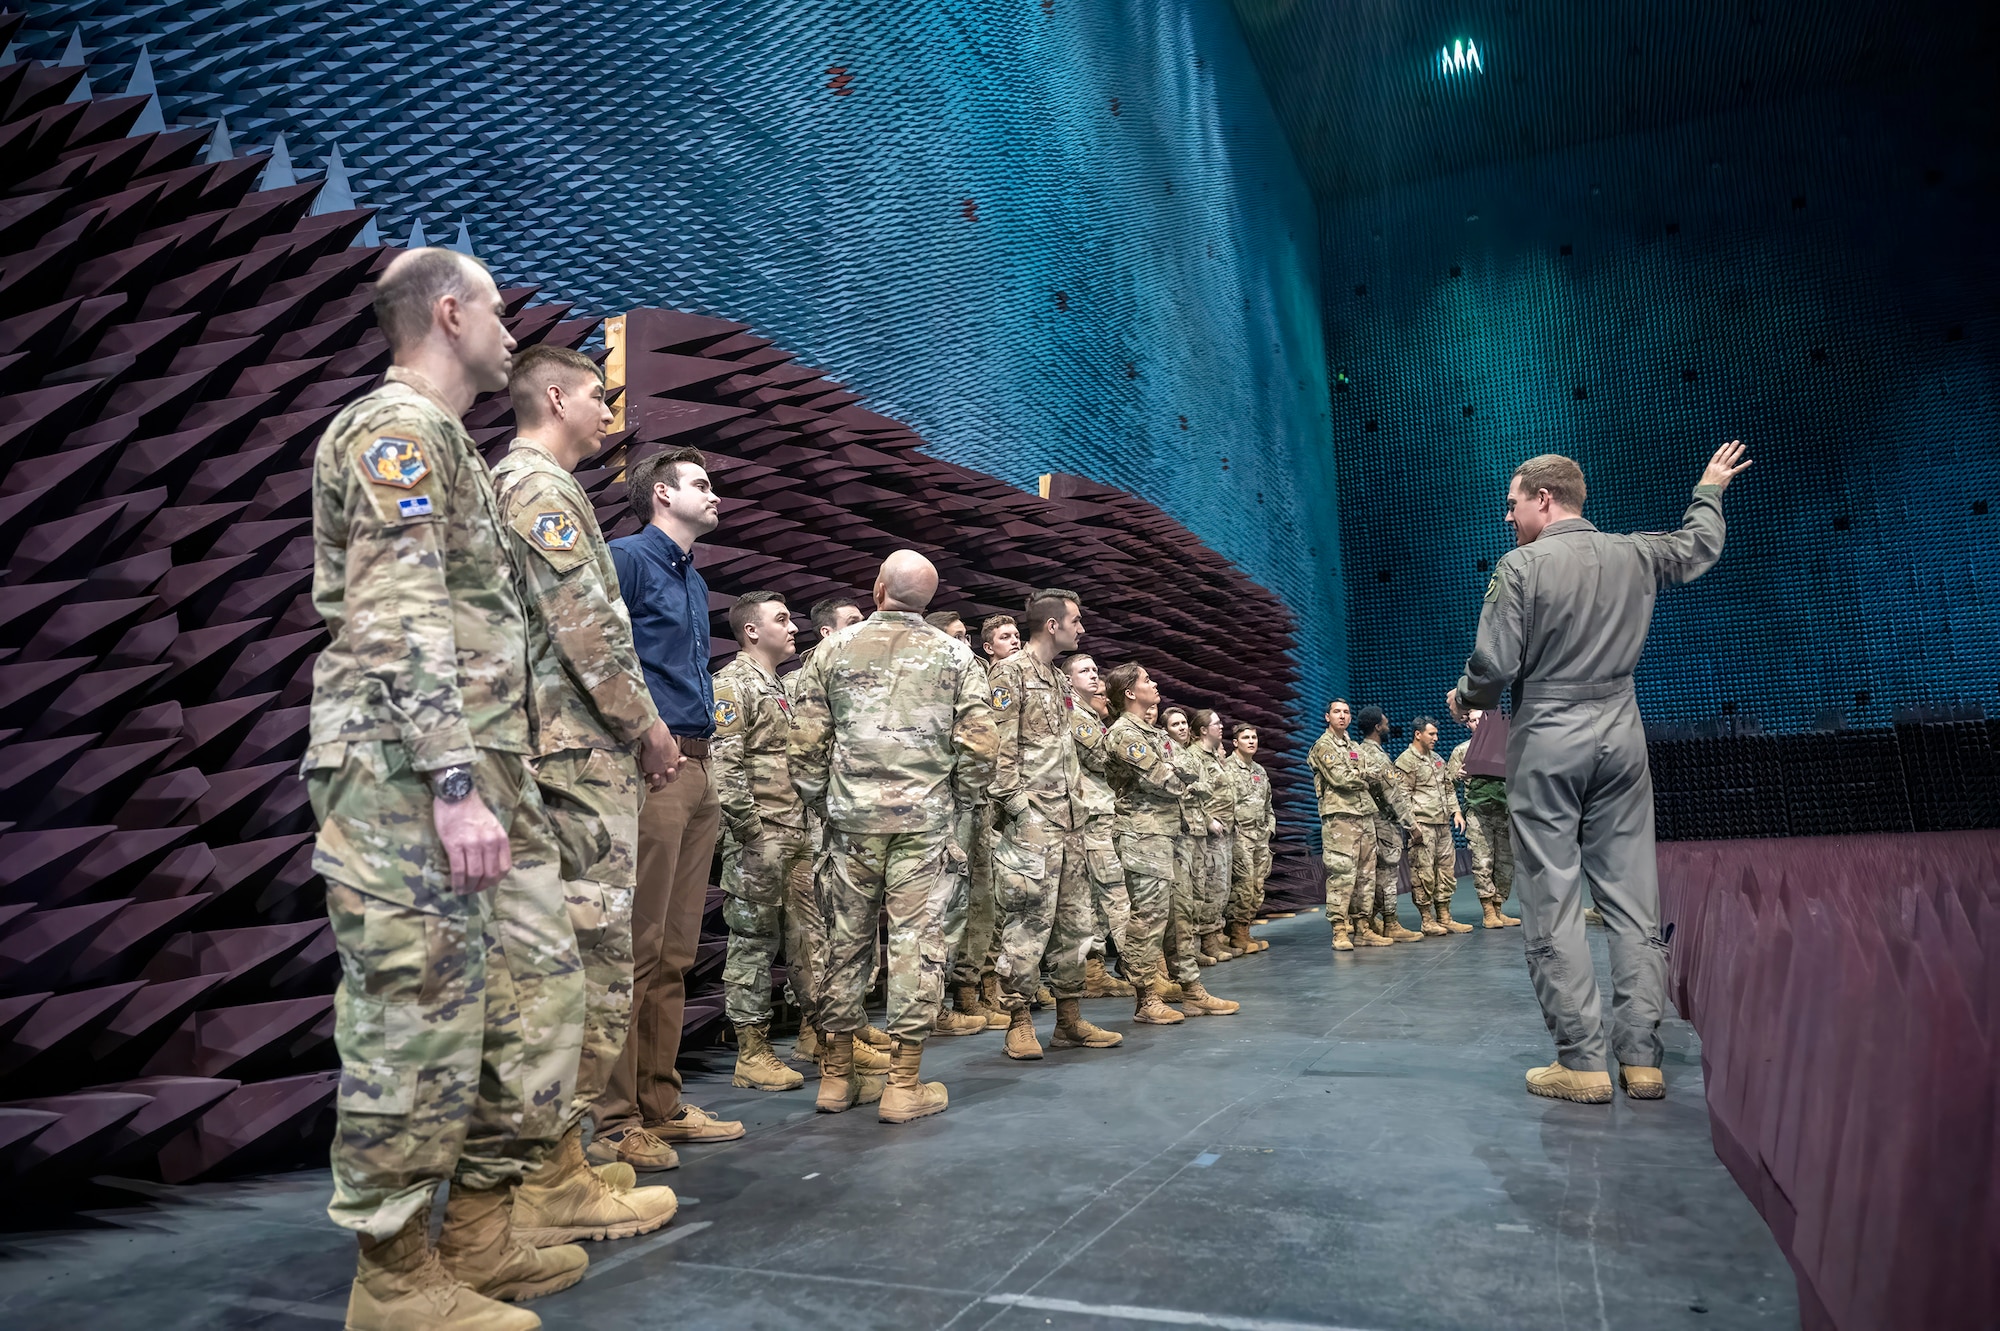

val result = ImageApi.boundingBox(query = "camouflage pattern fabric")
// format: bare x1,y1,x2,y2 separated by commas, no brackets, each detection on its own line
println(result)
311,745,583,1238
1468,804,1515,905
529,747,639,1117
815,829,958,1042
1395,744,1462,825
491,442,659,755
1166,833,1204,983
1308,728,1377,818
720,823,815,1027
1318,812,1372,920
1103,712,1183,985
1229,833,1271,926
306,369,530,770
1071,707,1129,953
1359,737,1417,923
712,653,808,842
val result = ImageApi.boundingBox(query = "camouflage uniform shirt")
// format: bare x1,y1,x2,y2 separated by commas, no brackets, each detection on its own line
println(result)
985,651,1083,829
491,441,658,755
1071,706,1117,820
1104,713,1185,834
1308,729,1377,817
712,652,807,842
1359,737,1417,831
1226,751,1277,837
1395,744,1461,823
788,611,997,834
305,366,529,770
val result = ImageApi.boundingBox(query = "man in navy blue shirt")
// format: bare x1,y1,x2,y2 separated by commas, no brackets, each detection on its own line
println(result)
589,446,746,1168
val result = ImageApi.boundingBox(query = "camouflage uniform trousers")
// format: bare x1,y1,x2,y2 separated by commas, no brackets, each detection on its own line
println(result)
1162,834,1204,984
721,821,815,1029
1357,814,1404,927
1084,816,1130,959
310,743,584,1239
1408,820,1458,916
815,827,959,1044
1112,829,1172,987
782,851,830,1020
991,807,1095,1006
530,747,640,1125
1230,833,1271,925
1317,814,1371,920
1195,830,1233,939
950,802,1000,990
1466,803,1514,905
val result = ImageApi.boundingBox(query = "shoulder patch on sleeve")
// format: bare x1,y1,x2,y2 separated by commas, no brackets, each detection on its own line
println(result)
531,510,580,551
713,698,741,732
360,436,430,488
989,683,1015,712
1484,572,1500,602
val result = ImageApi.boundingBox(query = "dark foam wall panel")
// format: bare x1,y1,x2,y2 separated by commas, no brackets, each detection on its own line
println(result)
8,0,1345,705
1317,92,1996,734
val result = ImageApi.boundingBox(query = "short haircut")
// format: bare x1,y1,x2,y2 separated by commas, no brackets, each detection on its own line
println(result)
728,590,786,643
626,446,708,523
1512,453,1587,512
1355,705,1387,737
1230,722,1258,742
1325,696,1350,714
810,595,862,632
1060,652,1095,675
924,610,964,632
1021,587,1081,639
1412,715,1439,735
508,343,602,423
1161,704,1192,730
372,248,488,352
1104,662,1144,715
979,614,1017,647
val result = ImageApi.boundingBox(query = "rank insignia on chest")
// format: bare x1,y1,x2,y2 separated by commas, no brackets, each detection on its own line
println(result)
362,436,429,488
990,684,1015,711
532,511,580,551
714,700,739,728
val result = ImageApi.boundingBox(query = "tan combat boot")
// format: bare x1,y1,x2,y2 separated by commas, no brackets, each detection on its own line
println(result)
792,1025,821,1064
1618,1065,1666,1100
513,1127,680,1245
1051,997,1123,1048
1418,903,1449,937
1353,916,1393,947
815,1032,885,1113
1227,922,1256,954
346,1211,542,1331
435,1185,587,1302
1330,920,1353,952
853,1038,891,1072
733,1024,806,1091
1032,983,1055,1009
878,1038,949,1123
858,1025,893,1049
1481,900,1507,929
1525,1060,1613,1103
1436,893,1473,933
1154,976,1187,1003
1495,901,1521,927
1205,931,1238,961
1385,909,1424,942
1004,1005,1045,1060
979,974,1010,1028
1179,981,1239,1016
934,1004,986,1037
1083,955,1118,997
1133,983,1186,1025
586,1125,678,1172
954,982,991,1020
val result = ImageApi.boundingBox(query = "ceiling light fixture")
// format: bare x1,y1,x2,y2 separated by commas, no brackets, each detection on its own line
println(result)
1439,39,1483,77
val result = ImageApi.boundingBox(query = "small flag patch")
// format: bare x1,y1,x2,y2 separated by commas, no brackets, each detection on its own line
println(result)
398,495,433,518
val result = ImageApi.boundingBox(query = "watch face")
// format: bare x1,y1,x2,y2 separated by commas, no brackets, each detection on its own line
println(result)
436,769,474,802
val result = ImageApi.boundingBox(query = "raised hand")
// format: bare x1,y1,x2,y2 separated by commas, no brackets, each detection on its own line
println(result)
1700,439,1753,493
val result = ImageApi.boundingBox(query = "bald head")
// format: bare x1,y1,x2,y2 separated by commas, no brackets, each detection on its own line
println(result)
874,549,938,613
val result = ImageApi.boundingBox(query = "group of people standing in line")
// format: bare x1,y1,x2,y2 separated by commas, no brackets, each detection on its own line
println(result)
304,245,1752,1331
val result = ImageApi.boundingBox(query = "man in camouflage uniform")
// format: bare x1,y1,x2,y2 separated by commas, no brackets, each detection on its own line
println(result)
306,249,585,1331
1397,717,1472,935
1448,709,1520,929
1308,700,1378,952
789,551,997,1124
492,344,681,1249
785,596,894,1067
712,592,819,1092
987,591,1121,1059
1103,668,1235,1019
1190,709,1238,961
1356,706,1425,944
960,613,1023,1018
1064,653,1134,997
1225,722,1276,954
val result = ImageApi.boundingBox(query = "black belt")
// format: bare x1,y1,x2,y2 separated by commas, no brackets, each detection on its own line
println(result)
674,735,711,759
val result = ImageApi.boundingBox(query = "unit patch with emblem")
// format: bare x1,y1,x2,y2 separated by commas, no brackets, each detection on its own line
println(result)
532,511,580,551
714,700,739,728
990,684,1015,711
362,436,430,488
1125,740,1150,762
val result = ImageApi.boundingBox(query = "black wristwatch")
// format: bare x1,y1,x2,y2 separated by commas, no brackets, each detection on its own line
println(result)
430,766,475,803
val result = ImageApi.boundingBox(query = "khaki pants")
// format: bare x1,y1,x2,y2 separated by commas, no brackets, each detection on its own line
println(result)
310,744,583,1238
593,755,720,1134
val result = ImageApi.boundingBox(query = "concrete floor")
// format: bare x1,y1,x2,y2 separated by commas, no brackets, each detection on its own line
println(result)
0,892,1798,1331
